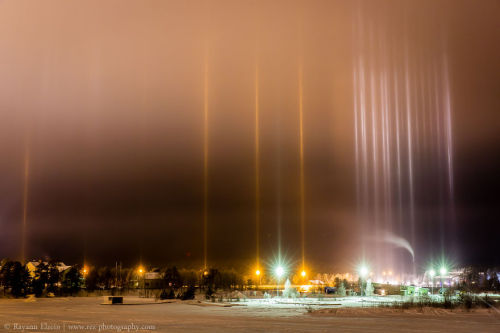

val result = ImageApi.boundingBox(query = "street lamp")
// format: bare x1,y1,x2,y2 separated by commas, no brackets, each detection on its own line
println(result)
359,266,369,278
138,266,145,297
255,269,261,287
439,267,447,289
81,266,89,291
275,266,284,297
359,265,369,296
429,269,436,295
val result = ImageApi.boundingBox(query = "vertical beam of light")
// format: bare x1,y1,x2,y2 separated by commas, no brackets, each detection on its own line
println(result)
393,69,404,235
425,60,434,167
403,9,416,274
380,72,388,203
352,7,360,235
203,43,209,270
441,52,456,257
254,60,261,269
297,11,306,271
404,42,416,267
366,23,380,257
359,53,369,244
431,58,445,250
21,143,30,264
353,65,360,223
381,25,393,271
354,4,369,260
379,50,391,216
441,55,454,196
275,100,283,264
378,34,390,227
368,34,380,266
419,53,428,157
382,69,393,269
432,60,443,180
298,59,306,271
137,54,149,269
379,71,388,266
412,56,421,158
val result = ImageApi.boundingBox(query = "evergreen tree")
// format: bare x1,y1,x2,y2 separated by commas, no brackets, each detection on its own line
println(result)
61,266,82,295
32,262,49,297
47,262,60,294
337,282,347,296
164,266,182,290
98,267,113,289
0,261,30,297
84,268,99,291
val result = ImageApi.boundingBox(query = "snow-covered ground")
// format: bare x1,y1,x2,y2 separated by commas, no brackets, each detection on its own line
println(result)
0,296,499,332
233,295,410,309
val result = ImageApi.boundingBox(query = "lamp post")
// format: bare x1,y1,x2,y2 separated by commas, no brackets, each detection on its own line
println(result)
429,269,436,296
138,266,144,297
275,266,284,297
82,266,88,291
440,267,447,290
255,269,261,288
359,266,368,296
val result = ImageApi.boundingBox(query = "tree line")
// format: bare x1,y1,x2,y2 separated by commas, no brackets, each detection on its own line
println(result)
1,259,498,298
0,259,246,299
0,260,81,297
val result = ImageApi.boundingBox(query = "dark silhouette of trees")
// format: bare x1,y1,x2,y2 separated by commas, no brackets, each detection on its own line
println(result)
164,266,182,289
97,267,114,289
180,285,196,300
47,261,61,294
32,262,49,297
61,266,82,295
84,268,99,291
0,261,30,297
161,266,182,299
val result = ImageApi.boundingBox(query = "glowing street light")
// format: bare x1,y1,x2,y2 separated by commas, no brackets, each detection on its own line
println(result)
359,266,369,278
137,266,145,296
82,265,89,289
358,265,369,296
275,266,284,278
429,269,436,295
254,269,262,287
301,270,306,278
439,266,447,289
274,266,285,297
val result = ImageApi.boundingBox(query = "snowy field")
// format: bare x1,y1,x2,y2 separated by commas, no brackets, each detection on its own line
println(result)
0,296,499,332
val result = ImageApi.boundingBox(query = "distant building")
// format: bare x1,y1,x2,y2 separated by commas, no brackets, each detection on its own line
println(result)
143,272,163,289
26,260,70,277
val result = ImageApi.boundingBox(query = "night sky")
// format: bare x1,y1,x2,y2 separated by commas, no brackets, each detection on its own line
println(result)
0,0,498,270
